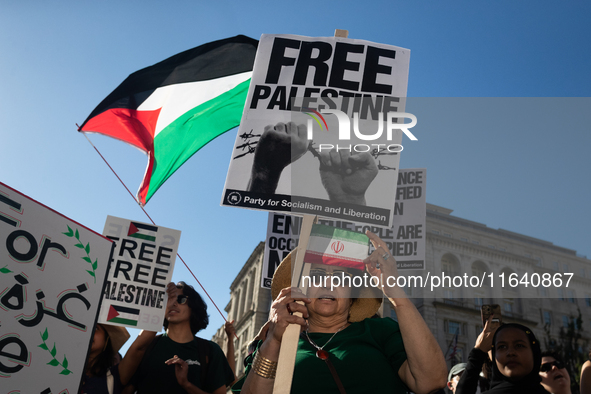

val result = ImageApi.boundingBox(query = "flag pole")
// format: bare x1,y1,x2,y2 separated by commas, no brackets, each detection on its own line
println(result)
273,213,316,393
273,28,350,393
80,131,238,340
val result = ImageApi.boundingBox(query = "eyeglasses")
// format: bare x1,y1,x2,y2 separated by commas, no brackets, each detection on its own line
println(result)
309,268,353,281
176,295,189,305
540,360,564,372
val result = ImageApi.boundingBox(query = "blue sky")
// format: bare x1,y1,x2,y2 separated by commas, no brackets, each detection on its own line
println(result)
1,1,590,347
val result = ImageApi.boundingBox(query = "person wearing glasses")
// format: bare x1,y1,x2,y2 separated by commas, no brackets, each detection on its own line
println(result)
128,282,234,394
233,231,447,394
539,351,571,394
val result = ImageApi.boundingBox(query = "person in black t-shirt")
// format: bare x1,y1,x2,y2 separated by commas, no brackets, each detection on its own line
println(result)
129,282,234,394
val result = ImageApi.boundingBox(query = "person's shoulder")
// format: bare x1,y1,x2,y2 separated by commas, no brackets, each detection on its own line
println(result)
192,337,225,355
197,338,222,349
353,317,402,344
363,317,401,331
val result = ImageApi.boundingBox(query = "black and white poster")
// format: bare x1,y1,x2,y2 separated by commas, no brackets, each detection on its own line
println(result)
98,216,181,332
222,34,412,227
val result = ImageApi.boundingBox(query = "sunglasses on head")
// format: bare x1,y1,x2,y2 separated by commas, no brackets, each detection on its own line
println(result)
176,295,189,305
540,360,564,372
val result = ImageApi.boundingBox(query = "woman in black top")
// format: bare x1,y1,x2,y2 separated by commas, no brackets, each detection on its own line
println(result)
486,323,549,394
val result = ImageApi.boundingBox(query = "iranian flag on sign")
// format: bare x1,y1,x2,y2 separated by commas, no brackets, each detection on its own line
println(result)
304,224,370,270
79,35,258,205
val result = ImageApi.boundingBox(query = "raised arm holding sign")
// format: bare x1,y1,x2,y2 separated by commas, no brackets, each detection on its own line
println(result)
248,122,309,194
235,229,446,394
222,30,440,393
318,150,378,205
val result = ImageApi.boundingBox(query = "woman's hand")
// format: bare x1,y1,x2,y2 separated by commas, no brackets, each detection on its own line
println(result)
266,287,310,346
366,228,448,393
240,292,306,394
364,230,406,299
255,320,271,342
475,314,500,354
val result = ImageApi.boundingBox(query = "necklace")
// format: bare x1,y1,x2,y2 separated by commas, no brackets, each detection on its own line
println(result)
303,324,347,360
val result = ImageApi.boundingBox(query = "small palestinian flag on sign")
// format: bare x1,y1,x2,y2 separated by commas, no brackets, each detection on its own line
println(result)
106,305,140,327
128,222,157,242
304,224,370,270
79,35,258,205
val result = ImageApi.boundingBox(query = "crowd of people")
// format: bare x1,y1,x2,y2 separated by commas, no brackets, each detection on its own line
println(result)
445,318,588,394
81,230,591,394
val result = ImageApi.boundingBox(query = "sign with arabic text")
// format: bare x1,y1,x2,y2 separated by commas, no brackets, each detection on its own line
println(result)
0,182,113,393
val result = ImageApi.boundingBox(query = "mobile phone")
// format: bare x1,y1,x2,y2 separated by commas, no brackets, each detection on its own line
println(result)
481,304,502,326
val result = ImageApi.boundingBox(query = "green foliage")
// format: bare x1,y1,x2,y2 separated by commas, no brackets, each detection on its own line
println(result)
62,226,74,237
0,265,12,274
544,308,588,394
38,328,72,375
64,225,97,283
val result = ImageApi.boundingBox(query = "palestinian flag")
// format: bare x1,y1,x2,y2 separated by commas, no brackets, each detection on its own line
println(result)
304,224,369,270
79,35,258,205
106,305,140,326
128,221,157,242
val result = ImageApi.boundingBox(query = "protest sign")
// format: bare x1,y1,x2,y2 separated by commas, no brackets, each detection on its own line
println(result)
222,34,412,227
261,168,426,288
98,216,181,332
0,182,113,393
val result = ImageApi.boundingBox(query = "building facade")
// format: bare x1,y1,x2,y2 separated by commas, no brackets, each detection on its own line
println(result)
213,204,591,380
212,241,272,377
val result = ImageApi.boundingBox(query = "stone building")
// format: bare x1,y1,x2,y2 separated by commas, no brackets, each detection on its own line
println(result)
212,241,272,376
213,204,591,380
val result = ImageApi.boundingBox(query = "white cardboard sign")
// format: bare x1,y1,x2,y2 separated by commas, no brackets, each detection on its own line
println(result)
98,216,181,332
222,34,411,228
0,182,113,393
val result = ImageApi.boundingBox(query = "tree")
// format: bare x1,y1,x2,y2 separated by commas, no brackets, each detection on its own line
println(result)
544,308,588,394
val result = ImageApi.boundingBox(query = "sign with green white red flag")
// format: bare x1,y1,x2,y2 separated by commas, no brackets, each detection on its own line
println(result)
303,224,369,270
79,35,258,205
98,216,181,331
0,182,113,393
262,168,427,288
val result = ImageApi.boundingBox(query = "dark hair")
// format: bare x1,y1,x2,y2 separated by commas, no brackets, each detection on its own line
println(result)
89,324,115,377
163,281,209,335
540,350,564,365
491,324,542,384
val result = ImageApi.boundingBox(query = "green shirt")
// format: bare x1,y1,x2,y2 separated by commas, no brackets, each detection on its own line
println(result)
136,334,234,394
233,318,408,394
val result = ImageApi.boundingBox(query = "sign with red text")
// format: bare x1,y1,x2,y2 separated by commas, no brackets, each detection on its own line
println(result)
0,182,113,393
98,216,181,332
